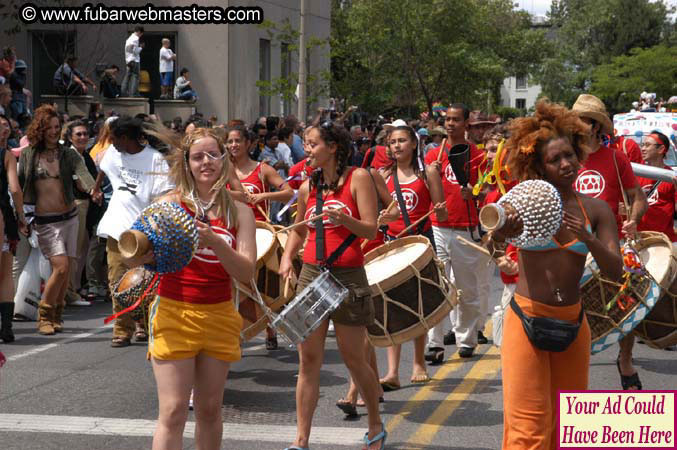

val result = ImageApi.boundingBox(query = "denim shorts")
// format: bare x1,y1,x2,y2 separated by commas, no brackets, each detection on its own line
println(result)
160,72,173,86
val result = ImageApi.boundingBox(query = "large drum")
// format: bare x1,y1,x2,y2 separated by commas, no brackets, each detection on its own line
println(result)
633,241,677,349
364,236,458,347
581,231,677,354
111,267,159,324
236,221,293,340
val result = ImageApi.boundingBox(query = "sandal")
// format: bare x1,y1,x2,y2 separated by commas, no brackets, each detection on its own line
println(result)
362,423,387,450
336,398,358,417
111,337,131,348
410,372,431,384
616,358,642,390
356,396,384,407
134,330,149,342
379,379,401,392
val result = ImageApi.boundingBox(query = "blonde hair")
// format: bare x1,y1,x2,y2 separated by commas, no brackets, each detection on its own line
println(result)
162,38,170,45
167,128,238,228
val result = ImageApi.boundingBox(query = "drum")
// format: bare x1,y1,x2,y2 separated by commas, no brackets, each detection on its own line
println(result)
236,221,293,340
273,224,303,276
633,241,677,349
111,267,159,323
271,270,349,344
363,236,458,347
581,231,677,354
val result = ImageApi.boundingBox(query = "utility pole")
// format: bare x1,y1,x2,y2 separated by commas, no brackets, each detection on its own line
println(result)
297,0,307,122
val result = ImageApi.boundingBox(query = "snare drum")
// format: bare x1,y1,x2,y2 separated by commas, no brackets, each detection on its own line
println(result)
581,231,677,354
271,270,349,344
364,236,458,347
633,241,677,349
236,221,293,340
111,267,159,323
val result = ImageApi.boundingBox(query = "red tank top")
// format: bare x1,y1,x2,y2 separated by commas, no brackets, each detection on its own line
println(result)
239,162,268,221
303,168,364,268
288,158,314,190
385,173,432,236
158,203,236,304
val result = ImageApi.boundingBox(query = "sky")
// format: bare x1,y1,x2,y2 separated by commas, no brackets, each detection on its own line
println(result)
514,0,677,17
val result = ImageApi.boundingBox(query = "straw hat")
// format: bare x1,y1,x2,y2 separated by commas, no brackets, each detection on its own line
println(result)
572,94,612,135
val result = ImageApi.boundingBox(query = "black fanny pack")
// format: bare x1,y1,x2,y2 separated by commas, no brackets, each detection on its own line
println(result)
510,297,584,352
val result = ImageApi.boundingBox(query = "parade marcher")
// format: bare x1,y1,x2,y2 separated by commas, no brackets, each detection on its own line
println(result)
0,114,27,342
226,126,293,348
636,131,676,241
424,104,490,362
376,124,447,388
612,134,642,164
279,121,386,450
93,116,174,347
572,94,648,391
129,127,256,450
494,99,623,450
19,105,97,335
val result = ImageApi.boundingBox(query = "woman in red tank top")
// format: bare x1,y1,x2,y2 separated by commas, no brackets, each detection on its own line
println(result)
375,125,447,392
132,128,257,450
279,121,387,450
226,126,293,222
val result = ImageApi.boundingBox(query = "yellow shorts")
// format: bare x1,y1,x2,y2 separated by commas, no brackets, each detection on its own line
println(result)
148,295,243,362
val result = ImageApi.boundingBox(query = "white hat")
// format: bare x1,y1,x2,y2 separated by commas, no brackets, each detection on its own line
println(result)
383,119,408,130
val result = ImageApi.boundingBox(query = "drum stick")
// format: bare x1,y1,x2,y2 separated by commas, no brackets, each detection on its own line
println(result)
395,208,436,238
256,204,271,222
436,138,447,163
274,206,346,234
456,234,492,257
384,200,397,214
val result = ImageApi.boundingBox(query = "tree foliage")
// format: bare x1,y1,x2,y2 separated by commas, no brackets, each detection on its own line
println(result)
538,0,675,107
330,0,547,116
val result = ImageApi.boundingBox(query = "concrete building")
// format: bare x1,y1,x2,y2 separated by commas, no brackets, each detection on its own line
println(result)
1,0,331,123
500,75,542,111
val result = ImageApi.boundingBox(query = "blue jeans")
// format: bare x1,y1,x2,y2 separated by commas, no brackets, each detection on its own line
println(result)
121,61,139,96
177,89,197,101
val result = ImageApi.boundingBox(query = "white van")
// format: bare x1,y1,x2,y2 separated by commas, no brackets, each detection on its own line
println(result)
613,112,677,165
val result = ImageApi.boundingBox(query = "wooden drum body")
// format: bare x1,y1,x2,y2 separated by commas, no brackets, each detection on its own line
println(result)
581,231,677,354
364,236,458,347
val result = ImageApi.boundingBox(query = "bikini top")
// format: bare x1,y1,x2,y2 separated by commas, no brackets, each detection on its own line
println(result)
522,196,591,256
35,162,60,180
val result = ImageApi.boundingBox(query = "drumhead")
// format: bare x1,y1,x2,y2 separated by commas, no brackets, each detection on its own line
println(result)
640,244,672,285
256,222,276,261
365,241,429,285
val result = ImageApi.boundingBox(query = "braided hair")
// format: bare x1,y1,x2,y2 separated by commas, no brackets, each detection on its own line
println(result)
309,121,352,192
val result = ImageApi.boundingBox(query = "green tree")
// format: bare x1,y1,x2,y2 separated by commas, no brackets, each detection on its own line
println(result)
590,45,677,114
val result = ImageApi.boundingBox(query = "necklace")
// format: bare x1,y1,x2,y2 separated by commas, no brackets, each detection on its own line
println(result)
196,196,215,212
44,148,58,163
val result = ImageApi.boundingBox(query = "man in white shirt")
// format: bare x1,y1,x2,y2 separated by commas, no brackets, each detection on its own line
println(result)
121,26,144,97
159,38,176,99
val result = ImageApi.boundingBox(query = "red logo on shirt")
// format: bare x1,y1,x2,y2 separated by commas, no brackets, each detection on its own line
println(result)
575,170,605,198
193,226,235,263
242,182,261,194
304,200,352,229
642,184,660,206
444,164,459,185
390,189,419,211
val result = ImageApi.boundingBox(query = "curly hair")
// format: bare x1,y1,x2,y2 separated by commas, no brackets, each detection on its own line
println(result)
26,104,59,149
506,99,590,182
308,122,352,191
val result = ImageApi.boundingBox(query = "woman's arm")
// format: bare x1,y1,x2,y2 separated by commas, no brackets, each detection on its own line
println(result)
279,181,310,279
249,163,294,203
5,152,27,234
325,168,377,240
425,165,448,222
371,168,392,207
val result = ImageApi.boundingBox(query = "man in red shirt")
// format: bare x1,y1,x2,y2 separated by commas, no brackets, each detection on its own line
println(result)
636,131,676,241
424,104,490,361
573,94,648,390
613,135,643,164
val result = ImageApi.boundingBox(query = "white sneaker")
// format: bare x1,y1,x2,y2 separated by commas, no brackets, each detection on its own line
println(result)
68,298,92,306
328,321,335,336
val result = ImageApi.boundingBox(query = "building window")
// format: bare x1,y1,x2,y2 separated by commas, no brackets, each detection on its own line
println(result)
281,43,292,117
516,98,526,109
516,75,527,90
259,39,271,116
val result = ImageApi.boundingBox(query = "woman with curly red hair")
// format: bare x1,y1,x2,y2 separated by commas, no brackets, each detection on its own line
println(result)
19,105,97,335
491,99,622,449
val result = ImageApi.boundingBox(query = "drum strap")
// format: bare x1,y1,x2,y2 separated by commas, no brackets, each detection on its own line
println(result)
393,171,412,228
315,182,357,270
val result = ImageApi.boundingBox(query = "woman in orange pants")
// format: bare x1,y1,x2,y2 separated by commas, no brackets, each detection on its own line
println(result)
489,100,623,450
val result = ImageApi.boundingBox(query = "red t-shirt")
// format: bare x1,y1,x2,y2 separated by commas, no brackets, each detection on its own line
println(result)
287,159,313,190
385,174,432,236
424,141,483,228
575,145,638,233
613,136,642,165
637,167,676,241
158,203,236,304
362,146,393,170
303,168,364,268
239,162,269,222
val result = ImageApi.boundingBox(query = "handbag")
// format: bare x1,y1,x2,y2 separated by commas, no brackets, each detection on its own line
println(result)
510,297,584,352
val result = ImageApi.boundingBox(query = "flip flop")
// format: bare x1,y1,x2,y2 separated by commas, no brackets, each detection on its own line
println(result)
336,399,358,417
616,358,642,390
356,396,384,407
411,372,431,384
379,380,401,392
362,423,388,450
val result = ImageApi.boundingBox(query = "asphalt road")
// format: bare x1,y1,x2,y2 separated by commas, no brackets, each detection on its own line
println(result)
1,271,675,450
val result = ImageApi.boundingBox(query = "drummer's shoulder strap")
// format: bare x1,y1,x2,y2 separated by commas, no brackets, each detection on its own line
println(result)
393,170,412,228
314,180,357,269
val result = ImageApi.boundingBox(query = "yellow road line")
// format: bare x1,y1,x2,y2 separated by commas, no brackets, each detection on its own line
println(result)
385,322,495,435
406,345,502,447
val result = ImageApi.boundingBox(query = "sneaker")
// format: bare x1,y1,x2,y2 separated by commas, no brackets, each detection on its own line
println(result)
328,321,335,336
458,346,475,358
67,298,92,307
443,330,456,346
477,331,488,344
